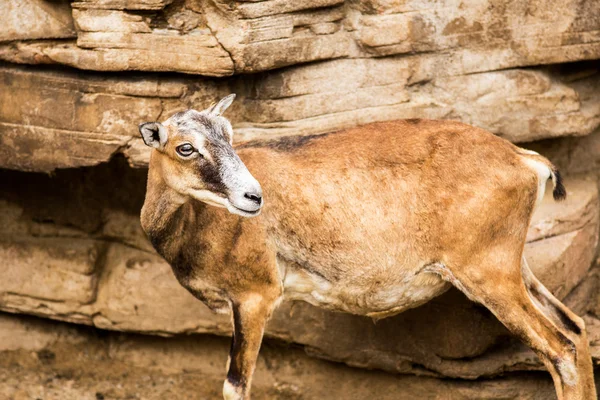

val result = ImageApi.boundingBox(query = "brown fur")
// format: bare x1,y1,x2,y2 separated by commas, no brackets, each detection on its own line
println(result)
141,119,596,400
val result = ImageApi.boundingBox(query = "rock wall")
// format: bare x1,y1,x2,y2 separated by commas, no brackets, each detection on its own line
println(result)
1,62,600,172
2,0,599,76
0,0,599,394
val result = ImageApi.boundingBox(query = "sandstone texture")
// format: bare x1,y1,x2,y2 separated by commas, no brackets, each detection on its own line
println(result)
0,0,76,43
1,0,599,76
3,312,588,400
1,0,600,395
1,63,599,172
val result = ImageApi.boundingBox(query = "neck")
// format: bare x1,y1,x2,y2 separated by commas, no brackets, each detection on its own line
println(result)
141,155,191,253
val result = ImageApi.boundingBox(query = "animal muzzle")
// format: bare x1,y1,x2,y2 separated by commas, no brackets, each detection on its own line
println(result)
226,174,263,217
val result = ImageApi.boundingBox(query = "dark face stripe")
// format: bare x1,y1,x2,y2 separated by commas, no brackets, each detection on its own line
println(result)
202,139,243,196
194,157,228,195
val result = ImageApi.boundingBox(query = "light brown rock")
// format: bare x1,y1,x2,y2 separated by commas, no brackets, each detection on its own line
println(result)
0,124,131,172
234,60,600,143
0,0,76,42
352,0,600,66
0,64,190,171
1,63,599,172
69,6,234,76
1,0,599,76
0,238,100,304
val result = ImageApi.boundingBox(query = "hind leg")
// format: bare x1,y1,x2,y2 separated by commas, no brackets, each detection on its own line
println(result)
426,253,596,400
520,257,596,398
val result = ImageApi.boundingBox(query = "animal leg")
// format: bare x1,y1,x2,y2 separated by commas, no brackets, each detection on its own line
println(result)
521,257,596,399
427,255,596,400
223,292,276,400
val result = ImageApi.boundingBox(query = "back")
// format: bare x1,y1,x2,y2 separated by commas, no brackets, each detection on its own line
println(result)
237,119,538,280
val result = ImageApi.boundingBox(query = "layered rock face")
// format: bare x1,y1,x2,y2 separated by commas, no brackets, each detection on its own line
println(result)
1,0,599,76
0,0,599,395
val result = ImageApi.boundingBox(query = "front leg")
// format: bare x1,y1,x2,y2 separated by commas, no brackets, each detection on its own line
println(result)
223,292,277,400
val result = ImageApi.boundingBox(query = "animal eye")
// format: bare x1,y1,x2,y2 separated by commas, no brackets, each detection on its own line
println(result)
176,143,195,157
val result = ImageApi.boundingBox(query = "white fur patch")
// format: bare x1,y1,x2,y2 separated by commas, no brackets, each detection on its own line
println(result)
520,157,551,211
240,292,264,312
280,259,449,317
185,188,261,218
223,379,243,400
518,149,540,156
282,266,336,307
186,189,229,208
557,358,578,386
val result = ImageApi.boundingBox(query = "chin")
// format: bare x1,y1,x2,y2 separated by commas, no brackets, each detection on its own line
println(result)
226,202,262,218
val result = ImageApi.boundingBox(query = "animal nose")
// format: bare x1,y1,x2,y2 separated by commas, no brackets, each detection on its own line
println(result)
244,192,262,205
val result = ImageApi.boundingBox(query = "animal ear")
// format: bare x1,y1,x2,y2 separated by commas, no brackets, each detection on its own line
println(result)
139,122,168,149
208,94,236,116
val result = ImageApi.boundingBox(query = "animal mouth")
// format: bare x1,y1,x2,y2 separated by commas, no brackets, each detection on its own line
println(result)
231,204,261,216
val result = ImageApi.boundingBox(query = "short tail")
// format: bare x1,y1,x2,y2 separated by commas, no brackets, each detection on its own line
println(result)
550,168,567,201
515,147,566,202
